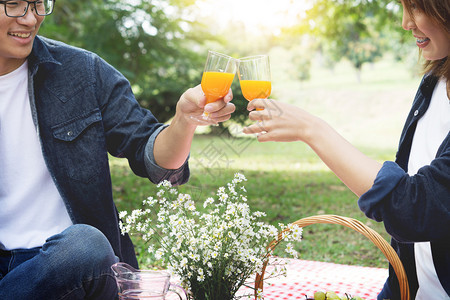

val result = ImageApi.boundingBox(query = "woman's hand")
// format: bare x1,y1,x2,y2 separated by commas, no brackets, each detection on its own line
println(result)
242,98,316,143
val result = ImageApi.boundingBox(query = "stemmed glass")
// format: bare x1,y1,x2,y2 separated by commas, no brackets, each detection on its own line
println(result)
237,55,271,110
192,50,238,123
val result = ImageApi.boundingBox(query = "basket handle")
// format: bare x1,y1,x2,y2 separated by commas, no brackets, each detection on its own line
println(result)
254,215,410,300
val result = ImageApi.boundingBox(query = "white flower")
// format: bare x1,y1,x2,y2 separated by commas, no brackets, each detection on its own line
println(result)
233,173,247,183
203,197,214,208
253,211,266,218
157,180,172,188
219,193,228,201
228,231,236,240
143,197,157,206
285,242,299,258
155,249,163,260
119,221,131,234
184,200,196,211
180,257,188,268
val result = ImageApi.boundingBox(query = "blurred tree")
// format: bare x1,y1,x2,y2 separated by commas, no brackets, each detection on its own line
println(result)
39,0,213,122
283,0,408,82
320,18,383,82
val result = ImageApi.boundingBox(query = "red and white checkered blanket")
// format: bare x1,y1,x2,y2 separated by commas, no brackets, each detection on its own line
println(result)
167,258,388,300
240,258,388,300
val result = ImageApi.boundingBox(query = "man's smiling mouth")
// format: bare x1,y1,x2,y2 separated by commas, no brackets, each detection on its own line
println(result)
8,32,32,38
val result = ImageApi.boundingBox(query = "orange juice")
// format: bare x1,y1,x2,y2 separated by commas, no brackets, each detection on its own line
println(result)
201,71,235,104
239,80,271,101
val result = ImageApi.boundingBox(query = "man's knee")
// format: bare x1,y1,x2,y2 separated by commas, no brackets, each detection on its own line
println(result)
0,225,119,300
43,224,118,272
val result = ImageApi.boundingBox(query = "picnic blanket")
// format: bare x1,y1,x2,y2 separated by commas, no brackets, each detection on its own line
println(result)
241,258,388,300
167,258,388,300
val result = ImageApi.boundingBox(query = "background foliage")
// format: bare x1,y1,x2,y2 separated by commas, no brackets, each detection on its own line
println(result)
39,0,414,124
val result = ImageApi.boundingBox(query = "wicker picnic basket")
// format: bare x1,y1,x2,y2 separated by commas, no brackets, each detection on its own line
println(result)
254,215,410,300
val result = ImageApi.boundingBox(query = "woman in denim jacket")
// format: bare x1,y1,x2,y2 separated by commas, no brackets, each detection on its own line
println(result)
243,0,449,299
0,1,235,299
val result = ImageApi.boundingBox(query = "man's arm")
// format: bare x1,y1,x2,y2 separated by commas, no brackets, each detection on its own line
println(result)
153,85,235,170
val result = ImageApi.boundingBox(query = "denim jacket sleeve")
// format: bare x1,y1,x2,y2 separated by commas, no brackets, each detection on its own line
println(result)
358,75,450,243
144,125,190,185
358,154,450,243
91,47,189,185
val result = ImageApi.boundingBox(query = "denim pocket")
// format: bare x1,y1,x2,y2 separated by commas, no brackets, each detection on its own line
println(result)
51,109,107,183
52,109,102,142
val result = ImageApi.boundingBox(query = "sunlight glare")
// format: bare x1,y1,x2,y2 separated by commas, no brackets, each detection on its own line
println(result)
197,0,311,34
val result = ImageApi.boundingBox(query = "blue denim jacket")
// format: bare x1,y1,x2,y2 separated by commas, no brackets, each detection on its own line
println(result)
28,36,190,267
359,75,450,299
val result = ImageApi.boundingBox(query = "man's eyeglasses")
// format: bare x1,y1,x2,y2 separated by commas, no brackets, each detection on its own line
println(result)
0,0,54,17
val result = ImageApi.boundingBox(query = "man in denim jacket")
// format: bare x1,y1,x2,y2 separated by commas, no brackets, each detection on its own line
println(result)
0,2,235,299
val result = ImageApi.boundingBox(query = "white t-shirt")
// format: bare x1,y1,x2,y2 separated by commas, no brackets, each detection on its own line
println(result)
0,61,73,250
408,78,450,299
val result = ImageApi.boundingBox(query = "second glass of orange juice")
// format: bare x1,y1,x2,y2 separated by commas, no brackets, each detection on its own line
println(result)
197,51,238,122
237,55,271,110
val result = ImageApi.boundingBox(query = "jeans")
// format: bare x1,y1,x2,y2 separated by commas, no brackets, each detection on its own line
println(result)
0,224,119,299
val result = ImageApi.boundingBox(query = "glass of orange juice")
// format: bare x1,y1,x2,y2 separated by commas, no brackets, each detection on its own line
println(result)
237,55,271,110
195,50,238,122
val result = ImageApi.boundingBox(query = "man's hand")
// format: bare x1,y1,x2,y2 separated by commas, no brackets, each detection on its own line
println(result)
176,85,235,126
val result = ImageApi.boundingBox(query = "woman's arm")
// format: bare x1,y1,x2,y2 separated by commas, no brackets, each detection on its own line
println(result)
242,99,382,197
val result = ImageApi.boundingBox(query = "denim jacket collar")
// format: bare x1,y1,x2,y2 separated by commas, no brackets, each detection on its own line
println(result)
28,36,62,77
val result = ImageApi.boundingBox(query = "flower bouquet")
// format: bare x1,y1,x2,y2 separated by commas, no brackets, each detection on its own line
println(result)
119,173,303,300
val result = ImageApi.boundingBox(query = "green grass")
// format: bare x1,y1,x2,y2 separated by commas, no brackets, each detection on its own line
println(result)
112,136,389,268
111,54,421,269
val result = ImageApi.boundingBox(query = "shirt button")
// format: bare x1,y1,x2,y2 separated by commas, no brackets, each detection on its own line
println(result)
67,131,73,136
414,110,419,116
